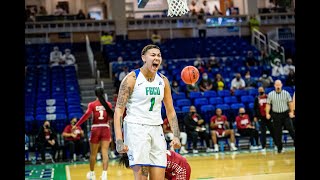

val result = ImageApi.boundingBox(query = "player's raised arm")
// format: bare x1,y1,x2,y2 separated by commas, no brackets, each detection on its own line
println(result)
114,72,136,153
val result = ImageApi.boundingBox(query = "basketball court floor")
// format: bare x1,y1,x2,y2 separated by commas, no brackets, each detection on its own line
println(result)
25,147,295,180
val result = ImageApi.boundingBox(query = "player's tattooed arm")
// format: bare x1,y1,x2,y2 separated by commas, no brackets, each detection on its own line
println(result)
171,114,180,138
116,74,135,108
141,166,149,177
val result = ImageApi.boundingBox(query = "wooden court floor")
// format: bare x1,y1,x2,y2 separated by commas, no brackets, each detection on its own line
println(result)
67,148,295,180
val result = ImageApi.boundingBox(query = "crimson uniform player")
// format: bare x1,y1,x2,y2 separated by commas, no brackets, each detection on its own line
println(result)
253,86,276,151
235,108,261,150
209,108,237,152
119,150,191,180
165,150,191,180
75,87,114,180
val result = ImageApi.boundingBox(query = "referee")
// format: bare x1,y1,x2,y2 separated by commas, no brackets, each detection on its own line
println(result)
266,80,295,153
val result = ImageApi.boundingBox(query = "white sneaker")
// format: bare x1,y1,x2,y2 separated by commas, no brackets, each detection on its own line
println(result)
206,148,214,153
261,148,266,152
214,144,219,152
230,143,238,151
96,153,102,161
180,147,189,154
110,151,117,159
192,149,199,154
250,146,259,150
86,172,96,180
101,171,107,180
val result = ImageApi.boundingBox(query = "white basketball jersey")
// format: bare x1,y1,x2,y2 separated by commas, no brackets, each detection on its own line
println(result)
124,69,165,125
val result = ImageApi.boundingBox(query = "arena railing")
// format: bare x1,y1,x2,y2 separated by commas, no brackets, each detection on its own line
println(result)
25,19,115,34
25,13,294,34
251,28,267,53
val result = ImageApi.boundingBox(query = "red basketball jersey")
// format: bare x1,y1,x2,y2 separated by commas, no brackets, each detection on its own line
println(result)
210,115,227,130
165,150,191,180
76,100,113,126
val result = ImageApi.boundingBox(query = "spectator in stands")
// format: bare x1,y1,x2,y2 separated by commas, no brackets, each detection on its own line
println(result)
61,48,76,65
253,86,276,151
186,83,200,97
171,80,180,94
38,6,48,15
197,9,207,38
184,106,214,153
210,108,237,152
212,5,223,16
118,66,129,82
53,4,66,16
235,108,261,150
62,117,88,163
283,58,295,75
189,0,198,14
76,9,86,20
151,30,162,44
249,14,260,33
230,73,246,93
199,72,213,92
207,55,220,69
245,51,258,68
50,46,63,66
212,73,225,91
259,49,271,66
271,58,285,77
244,71,257,89
100,31,114,45
163,117,189,154
285,69,295,87
258,71,274,88
27,12,36,22
36,120,59,164
194,56,206,73
201,0,211,15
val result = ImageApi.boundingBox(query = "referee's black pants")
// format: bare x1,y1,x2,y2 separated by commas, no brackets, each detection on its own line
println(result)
271,111,295,152
259,116,276,149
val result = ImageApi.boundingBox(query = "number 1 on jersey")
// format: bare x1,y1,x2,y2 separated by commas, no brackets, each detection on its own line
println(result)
149,97,155,111
98,110,104,120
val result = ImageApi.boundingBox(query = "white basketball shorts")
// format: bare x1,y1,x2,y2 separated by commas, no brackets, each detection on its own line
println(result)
123,121,167,168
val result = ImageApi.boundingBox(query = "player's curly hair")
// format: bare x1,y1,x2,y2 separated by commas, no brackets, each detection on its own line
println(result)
95,86,114,118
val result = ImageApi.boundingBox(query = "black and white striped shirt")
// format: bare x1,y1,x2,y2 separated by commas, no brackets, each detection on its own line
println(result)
267,90,292,113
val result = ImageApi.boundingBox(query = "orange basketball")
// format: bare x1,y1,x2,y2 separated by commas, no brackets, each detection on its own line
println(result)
181,66,200,85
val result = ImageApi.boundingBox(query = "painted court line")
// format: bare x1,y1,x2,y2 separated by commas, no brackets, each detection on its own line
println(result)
66,165,71,180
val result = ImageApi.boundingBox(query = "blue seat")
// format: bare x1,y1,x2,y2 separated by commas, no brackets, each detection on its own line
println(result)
218,90,231,97
234,89,247,97
248,88,258,96
176,99,191,107
209,97,223,105
224,96,238,104
172,92,186,100
216,104,230,111
181,106,190,113
203,90,217,98
200,104,215,113
194,98,209,110
189,92,202,100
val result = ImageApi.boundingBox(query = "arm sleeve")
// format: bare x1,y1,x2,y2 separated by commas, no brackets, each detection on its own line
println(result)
76,103,93,127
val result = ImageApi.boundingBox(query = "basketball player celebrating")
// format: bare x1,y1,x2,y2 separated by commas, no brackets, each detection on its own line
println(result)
119,149,191,180
114,44,181,180
75,87,113,180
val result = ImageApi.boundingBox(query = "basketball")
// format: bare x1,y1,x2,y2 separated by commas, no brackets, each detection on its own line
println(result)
181,66,200,85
